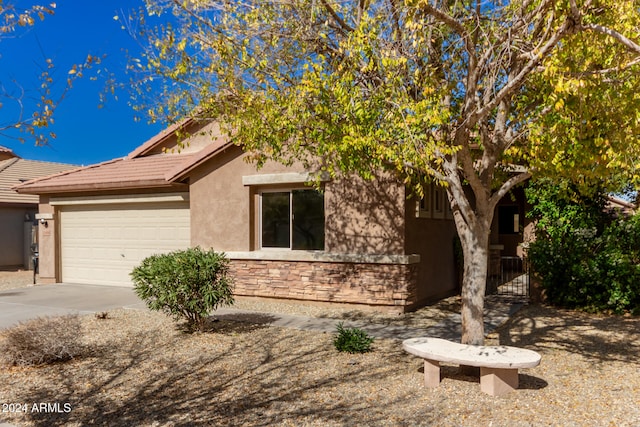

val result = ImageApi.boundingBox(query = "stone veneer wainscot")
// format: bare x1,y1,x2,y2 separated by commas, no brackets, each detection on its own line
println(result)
227,251,420,312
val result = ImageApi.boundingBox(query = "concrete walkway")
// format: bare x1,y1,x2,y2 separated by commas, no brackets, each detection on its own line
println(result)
0,283,524,341
214,295,524,341
0,283,143,329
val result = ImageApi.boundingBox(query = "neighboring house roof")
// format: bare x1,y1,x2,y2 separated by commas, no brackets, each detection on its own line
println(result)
606,195,636,216
0,145,19,162
0,157,76,204
14,119,234,195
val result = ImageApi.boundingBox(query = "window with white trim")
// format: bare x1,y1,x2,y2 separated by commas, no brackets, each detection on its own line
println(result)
260,189,325,250
416,182,451,220
432,184,445,219
416,184,432,218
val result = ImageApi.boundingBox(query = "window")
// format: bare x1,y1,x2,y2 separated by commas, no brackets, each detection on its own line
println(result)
416,185,432,218
261,189,325,250
432,184,445,219
498,205,520,234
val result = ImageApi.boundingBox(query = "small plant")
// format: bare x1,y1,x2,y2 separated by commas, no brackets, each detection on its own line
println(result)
131,247,234,332
95,311,109,320
333,322,375,353
0,314,83,366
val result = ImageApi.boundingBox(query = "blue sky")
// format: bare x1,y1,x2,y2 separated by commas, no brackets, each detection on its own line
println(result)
0,0,164,166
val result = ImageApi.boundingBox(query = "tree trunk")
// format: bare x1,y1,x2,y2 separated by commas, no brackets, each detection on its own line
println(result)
456,214,492,346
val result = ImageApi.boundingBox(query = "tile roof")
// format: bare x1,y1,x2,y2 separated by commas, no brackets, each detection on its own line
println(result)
165,137,233,182
606,195,636,216
128,117,195,158
0,145,19,161
15,153,195,194
12,118,237,196
0,158,75,204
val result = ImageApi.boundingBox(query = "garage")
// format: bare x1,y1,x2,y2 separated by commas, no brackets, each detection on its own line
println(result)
59,200,190,286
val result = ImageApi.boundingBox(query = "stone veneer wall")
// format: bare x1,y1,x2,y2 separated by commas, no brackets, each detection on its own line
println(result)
229,259,419,310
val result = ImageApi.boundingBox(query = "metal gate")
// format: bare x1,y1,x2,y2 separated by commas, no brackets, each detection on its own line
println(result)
487,256,530,297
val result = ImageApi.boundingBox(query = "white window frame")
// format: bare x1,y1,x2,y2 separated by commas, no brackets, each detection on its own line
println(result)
416,184,432,218
432,183,446,219
259,188,325,251
259,189,293,250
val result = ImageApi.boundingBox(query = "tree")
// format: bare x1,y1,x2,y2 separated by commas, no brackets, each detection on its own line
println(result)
129,0,640,345
0,1,96,145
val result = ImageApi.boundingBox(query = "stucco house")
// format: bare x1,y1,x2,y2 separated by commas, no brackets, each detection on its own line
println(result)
0,146,75,270
15,120,528,312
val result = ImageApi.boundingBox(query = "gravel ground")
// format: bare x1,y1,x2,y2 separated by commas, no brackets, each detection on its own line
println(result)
0,270,36,292
0,274,639,426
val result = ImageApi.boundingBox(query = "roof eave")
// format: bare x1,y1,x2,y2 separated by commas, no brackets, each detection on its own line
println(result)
14,180,187,195
128,117,195,159
165,141,234,182
12,160,118,191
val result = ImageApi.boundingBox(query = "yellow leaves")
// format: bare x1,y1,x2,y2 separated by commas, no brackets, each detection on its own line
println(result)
554,98,564,111
17,13,34,26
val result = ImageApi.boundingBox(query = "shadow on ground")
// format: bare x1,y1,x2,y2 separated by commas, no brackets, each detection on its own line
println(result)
496,304,640,365
14,320,424,427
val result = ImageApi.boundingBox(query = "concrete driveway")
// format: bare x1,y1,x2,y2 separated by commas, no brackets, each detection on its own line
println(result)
0,283,145,329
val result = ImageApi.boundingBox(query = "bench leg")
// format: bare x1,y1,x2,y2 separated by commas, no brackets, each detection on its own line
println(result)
480,367,519,396
423,359,441,388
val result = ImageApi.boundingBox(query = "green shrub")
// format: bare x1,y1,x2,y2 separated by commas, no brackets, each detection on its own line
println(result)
0,314,83,366
527,181,640,314
131,247,234,332
333,322,375,353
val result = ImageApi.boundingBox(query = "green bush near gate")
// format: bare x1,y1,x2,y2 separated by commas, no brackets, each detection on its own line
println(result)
131,247,234,332
527,181,640,314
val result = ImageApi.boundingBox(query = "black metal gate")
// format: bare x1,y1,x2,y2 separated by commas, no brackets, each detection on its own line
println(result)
487,256,530,297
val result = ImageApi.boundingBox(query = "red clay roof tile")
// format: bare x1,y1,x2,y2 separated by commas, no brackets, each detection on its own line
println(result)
15,154,194,194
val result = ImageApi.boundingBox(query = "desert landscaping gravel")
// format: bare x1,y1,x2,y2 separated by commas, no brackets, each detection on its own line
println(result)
0,277,638,426
0,270,35,292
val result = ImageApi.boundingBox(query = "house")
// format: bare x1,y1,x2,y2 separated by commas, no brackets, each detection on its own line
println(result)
0,146,75,270
15,120,527,312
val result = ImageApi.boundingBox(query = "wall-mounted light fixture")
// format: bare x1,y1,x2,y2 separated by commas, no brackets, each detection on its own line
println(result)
35,213,54,228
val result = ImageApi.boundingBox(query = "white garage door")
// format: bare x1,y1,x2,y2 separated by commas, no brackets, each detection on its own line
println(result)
60,202,190,286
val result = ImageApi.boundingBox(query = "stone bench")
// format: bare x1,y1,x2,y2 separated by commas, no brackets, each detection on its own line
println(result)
402,337,541,396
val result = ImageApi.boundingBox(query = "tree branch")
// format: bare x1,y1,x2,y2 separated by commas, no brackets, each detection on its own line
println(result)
320,0,354,33
473,17,572,124
416,1,467,38
489,171,532,209
581,23,640,54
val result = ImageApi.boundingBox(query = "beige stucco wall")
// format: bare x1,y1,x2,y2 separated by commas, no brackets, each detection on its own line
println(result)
404,194,459,305
189,147,406,255
189,145,278,251
36,197,57,283
324,173,405,255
